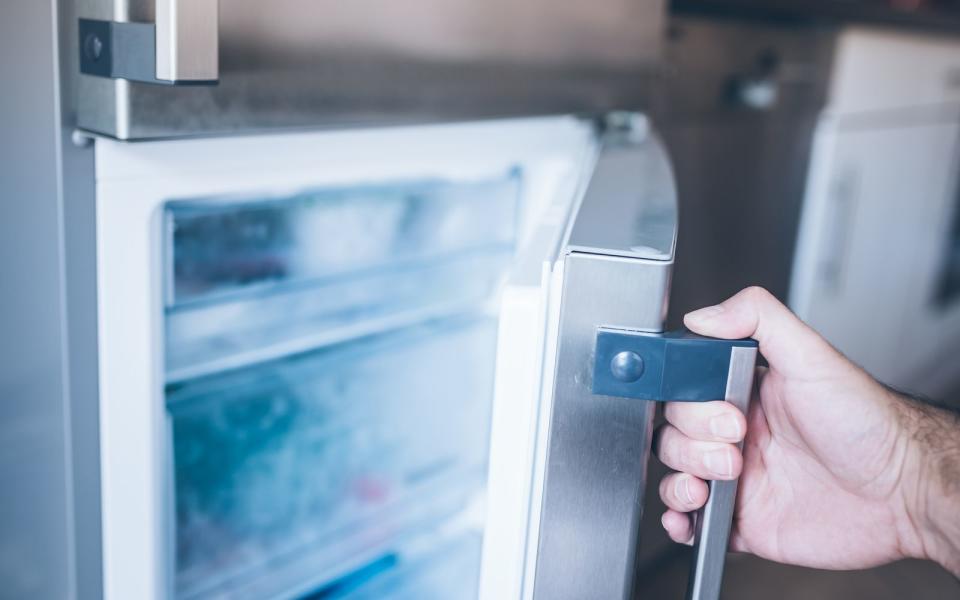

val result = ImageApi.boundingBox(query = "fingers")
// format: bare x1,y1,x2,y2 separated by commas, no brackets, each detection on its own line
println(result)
683,286,839,377
661,509,694,545
664,401,746,444
655,424,742,481
659,471,709,512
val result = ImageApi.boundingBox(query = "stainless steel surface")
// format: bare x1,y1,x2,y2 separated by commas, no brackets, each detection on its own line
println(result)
568,122,678,262
155,0,218,82
686,345,758,600
0,2,71,596
77,0,666,138
60,2,105,598
2,1,101,599
532,124,678,599
652,16,835,325
532,254,673,600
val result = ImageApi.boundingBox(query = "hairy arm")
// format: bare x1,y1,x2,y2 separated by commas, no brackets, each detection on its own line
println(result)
899,396,960,577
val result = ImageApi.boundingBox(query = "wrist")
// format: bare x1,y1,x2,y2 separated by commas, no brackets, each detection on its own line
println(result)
895,396,960,576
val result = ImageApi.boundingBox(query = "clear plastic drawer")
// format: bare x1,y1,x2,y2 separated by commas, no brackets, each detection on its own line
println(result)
164,174,520,381
167,318,497,600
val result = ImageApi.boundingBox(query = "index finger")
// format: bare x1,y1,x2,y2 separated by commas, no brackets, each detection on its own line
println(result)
663,400,746,444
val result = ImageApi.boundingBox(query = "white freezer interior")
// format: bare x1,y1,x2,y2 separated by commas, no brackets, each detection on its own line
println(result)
94,117,597,600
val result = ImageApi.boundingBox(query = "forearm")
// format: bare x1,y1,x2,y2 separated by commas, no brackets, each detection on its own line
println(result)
898,396,960,576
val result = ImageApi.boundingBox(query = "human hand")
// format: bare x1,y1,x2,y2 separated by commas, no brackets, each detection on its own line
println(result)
654,287,960,575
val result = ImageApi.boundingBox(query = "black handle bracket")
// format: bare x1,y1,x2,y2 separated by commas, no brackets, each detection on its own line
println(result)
592,328,757,402
79,19,216,86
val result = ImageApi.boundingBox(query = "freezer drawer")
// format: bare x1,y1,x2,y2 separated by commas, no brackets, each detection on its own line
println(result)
168,318,498,600
76,0,665,139
163,175,521,381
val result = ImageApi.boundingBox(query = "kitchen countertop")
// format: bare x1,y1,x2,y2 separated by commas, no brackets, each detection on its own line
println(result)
672,0,960,35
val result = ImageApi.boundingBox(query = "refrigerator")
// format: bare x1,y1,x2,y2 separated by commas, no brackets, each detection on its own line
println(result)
3,1,753,599
790,26,960,398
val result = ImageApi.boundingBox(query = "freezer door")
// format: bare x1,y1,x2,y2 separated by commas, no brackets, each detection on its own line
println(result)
480,115,678,600
76,0,665,139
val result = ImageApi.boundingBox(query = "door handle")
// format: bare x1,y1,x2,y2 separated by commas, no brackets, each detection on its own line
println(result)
818,166,860,295
79,0,219,85
593,329,759,600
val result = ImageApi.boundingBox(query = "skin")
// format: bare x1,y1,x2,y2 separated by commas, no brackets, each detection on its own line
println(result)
654,287,960,576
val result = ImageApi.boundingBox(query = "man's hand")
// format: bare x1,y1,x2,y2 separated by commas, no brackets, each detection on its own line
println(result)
655,287,960,576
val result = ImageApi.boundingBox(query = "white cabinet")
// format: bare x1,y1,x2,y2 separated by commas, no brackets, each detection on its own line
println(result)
791,27,960,394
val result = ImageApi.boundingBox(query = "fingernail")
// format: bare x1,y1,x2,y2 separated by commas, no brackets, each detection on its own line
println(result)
703,449,733,478
709,414,742,441
675,476,695,505
685,304,725,324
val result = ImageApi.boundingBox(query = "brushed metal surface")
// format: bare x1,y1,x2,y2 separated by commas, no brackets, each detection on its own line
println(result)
78,0,665,138
532,253,672,600
567,124,678,262
1,2,72,598
531,122,677,600
155,0,218,82
686,345,757,600
2,0,101,598
58,1,105,597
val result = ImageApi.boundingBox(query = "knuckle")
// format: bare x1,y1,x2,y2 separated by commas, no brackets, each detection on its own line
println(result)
743,285,771,302
661,433,690,471
667,402,711,439
674,436,696,470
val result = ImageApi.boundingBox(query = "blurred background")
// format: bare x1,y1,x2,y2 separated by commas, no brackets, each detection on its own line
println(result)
2,0,959,599
644,5,960,598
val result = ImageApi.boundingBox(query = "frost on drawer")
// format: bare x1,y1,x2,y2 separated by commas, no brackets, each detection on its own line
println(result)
163,173,521,381
160,172,520,599
167,318,497,600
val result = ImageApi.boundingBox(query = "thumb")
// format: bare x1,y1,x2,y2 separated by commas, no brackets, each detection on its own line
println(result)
683,287,841,378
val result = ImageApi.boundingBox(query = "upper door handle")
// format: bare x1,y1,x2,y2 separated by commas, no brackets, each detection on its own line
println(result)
79,0,219,85
156,0,219,83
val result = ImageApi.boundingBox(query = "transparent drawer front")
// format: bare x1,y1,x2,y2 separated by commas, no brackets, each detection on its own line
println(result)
325,532,483,600
164,175,521,382
167,318,497,600
165,175,521,307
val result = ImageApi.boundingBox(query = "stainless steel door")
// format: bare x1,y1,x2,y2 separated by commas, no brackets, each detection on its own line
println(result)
481,113,757,600
75,0,666,139
531,123,676,600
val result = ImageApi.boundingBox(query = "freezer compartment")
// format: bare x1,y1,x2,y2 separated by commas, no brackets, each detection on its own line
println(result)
166,317,497,600
164,174,520,381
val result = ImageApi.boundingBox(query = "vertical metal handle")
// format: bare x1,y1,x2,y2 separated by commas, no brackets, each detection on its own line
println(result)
685,345,758,600
593,330,759,600
155,0,219,82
